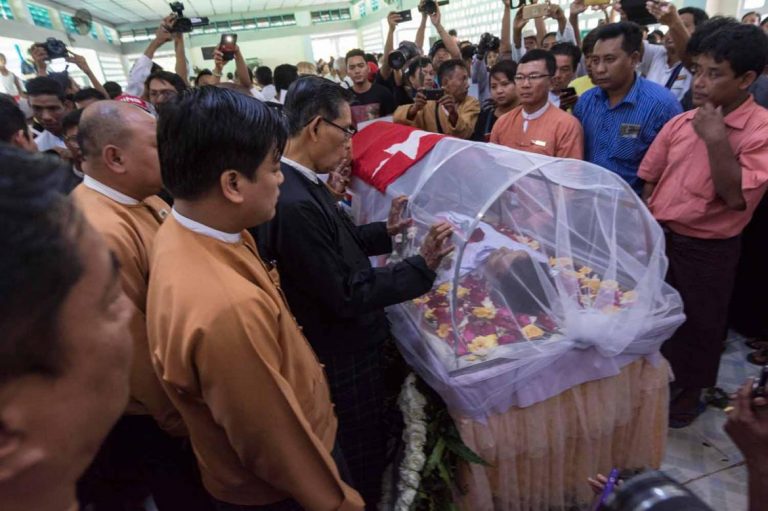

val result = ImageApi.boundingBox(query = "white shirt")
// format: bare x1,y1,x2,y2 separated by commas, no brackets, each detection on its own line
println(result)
260,84,277,102
281,156,319,184
83,175,140,206
126,54,153,98
521,101,550,133
548,91,561,108
35,130,66,153
172,208,242,244
249,86,266,101
0,70,19,96
640,41,691,102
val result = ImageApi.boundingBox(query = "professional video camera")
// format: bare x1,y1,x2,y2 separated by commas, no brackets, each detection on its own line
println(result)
35,38,68,60
477,32,500,60
602,471,714,511
168,2,209,33
388,41,420,70
418,0,450,15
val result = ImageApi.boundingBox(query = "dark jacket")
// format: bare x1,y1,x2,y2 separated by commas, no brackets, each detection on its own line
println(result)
253,162,436,356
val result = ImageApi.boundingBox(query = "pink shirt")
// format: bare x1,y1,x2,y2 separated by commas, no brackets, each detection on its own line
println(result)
638,95,768,239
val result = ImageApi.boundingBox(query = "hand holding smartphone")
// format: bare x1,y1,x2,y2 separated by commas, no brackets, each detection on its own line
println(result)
219,33,237,62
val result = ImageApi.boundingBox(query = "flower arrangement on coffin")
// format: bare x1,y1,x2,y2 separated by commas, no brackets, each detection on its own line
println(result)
410,232,639,364
412,272,560,362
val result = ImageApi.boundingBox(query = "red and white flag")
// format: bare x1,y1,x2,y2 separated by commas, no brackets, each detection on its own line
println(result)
352,122,445,192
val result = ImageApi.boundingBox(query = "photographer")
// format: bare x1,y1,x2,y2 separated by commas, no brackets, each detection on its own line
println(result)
393,59,480,139
472,1,510,104
416,1,461,73
126,15,189,97
29,44,108,100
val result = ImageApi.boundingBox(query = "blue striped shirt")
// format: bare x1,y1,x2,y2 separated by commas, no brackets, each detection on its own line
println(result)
574,74,682,193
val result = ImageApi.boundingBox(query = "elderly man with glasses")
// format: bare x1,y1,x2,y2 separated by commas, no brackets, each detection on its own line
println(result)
254,76,454,505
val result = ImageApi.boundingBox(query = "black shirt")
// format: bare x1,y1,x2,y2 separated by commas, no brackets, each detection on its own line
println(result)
375,71,413,107
472,105,501,142
349,83,396,125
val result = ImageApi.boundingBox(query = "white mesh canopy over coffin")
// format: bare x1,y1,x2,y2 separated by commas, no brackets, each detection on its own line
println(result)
350,127,684,418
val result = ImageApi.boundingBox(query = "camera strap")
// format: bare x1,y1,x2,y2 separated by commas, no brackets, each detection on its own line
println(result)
434,102,445,134
664,63,684,89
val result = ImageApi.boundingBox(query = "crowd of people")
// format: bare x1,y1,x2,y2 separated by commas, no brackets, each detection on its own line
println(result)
1,0,768,510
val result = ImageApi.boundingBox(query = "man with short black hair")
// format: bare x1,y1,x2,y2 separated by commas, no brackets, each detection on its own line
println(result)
550,42,582,109
73,87,106,109
60,108,84,192
257,76,454,504
0,145,133,511
491,49,583,158
394,59,481,138
26,76,70,153
103,81,123,99
638,23,768,428
146,70,187,108
345,48,395,125
574,22,682,194
0,94,36,151
150,86,364,511
742,10,761,25
473,59,519,141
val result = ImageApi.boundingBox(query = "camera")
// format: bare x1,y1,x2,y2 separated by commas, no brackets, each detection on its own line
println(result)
477,32,500,60
168,2,209,33
388,41,420,70
35,38,68,60
603,471,713,511
418,0,450,15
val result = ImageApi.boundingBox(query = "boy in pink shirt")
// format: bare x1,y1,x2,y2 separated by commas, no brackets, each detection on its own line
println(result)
638,22,768,428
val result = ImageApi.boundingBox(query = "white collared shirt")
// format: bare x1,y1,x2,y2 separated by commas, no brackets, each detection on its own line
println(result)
281,156,320,184
640,41,691,102
172,209,242,244
521,102,550,133
35,130,66,153
83,175,139,206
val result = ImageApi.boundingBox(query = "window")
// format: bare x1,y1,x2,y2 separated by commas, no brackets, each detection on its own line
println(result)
0,0,13,20
311,9,352,24
28,3,53,28
103,26,114,44
60,12,77,33
371,0,380,12
91,23,100,40
359,2,367,18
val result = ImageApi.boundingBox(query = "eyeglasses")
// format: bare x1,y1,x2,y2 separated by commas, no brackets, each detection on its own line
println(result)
318,117,357,140
149,89,178,100
513,74,551,84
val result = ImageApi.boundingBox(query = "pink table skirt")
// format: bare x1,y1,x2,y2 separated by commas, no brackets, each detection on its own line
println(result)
453,356,670,511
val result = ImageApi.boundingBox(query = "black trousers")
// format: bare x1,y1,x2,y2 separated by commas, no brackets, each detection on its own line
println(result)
662,230,741,389
77,414,213,511
210,444,352,511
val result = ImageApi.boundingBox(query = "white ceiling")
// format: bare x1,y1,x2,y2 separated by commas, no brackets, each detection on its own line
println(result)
51,0,350,26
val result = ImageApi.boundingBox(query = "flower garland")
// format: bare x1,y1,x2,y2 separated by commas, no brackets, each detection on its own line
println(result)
392,373,428,511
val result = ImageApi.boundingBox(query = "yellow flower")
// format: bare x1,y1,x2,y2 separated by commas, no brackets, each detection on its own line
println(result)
424,308,436,321
577,266,592,276
436,282,451,296
601,305,621,314
620,290,638,304
457,286,470,298
468,334,498,353
522,324,544,340
436,323,452,338
549,257,574,268
413,296,429,305
465,355,478,362
527,240,541,251
600,279,619,291
472,307,497,319
581,277,601,294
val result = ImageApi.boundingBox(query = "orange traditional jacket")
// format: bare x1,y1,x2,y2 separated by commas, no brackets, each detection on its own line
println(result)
146,215,364,510
72,184,185,436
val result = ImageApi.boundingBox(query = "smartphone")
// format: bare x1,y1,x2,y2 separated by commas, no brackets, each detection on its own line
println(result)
585,0,611,5
522,3,549,20
396,9,413,22
560,87,577,97
423,88,445,100
622,0,658,25
753,365,768,399
219,33,237,61
593,468,620,511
